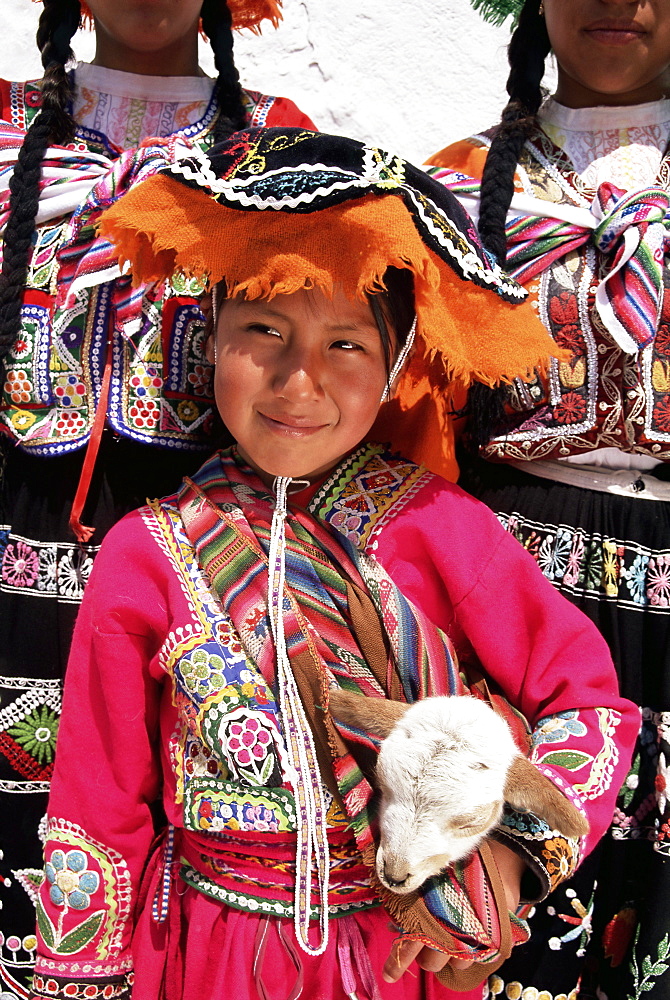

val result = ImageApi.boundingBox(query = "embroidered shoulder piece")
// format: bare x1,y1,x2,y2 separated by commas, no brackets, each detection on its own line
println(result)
307,443,431,551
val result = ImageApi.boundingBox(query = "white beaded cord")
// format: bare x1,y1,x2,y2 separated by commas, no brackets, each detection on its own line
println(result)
380,315,417,403
268,476,331,956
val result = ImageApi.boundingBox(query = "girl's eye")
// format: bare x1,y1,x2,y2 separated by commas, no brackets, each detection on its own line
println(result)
247,323,281,337
332,339,364,352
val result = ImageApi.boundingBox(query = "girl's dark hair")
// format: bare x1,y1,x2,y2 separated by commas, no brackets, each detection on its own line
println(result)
0,0,80,364
478,0,550,267
369,267,415,382
211,268,415,388
0,0,247,367
468,0,550,448
200,0,248,143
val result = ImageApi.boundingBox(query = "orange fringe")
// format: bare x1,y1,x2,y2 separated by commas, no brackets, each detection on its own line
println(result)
100,174,562,393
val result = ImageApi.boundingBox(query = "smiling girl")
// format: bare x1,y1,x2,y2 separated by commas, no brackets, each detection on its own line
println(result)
415,1,670,997
25,127,638,1000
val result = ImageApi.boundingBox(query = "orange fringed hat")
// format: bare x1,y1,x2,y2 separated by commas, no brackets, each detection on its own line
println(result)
100,127,561,400
34,0,282,32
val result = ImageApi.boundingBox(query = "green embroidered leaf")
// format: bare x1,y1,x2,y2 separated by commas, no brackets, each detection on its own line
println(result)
540,750,591,771
643,956,653,976
35,897,56,951
649,963,669,976
56,909,105,955
259,752,276,786
31,265,53,289
639,982,654,991
21,869,45,890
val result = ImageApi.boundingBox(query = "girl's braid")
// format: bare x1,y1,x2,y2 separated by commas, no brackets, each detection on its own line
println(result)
467,0,550,449
0,0,80,361
201,0,248,143
478,0,550,266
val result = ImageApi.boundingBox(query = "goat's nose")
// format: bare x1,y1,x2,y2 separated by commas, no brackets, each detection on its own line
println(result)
384,866,411,888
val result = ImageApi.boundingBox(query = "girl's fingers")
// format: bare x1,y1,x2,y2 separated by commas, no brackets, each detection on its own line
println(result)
382,939,425,982
415,946,451,972
383,938,476,981
446,956,475,970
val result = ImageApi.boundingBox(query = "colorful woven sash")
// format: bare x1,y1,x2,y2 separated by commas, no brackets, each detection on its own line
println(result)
430,165,670,354
177,446,529,989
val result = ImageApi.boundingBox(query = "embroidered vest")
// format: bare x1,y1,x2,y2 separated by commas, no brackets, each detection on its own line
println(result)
463,129,670,463
0,80,289,455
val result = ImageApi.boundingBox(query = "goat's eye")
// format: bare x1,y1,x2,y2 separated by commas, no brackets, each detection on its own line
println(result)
451,814,481,832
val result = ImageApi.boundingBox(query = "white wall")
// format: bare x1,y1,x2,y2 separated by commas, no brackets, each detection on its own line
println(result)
2,0,555,166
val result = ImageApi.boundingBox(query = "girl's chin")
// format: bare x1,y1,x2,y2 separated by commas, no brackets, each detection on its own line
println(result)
241,451,343,487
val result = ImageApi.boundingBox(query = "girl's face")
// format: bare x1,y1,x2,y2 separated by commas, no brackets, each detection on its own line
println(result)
206,287,394,485
86,0,203,75
547,0,670,107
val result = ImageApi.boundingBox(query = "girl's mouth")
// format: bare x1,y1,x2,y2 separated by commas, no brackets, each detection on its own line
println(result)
584,20,646,45
257,412,328,437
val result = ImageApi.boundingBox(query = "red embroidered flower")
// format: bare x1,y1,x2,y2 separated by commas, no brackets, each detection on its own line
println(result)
55,411,86,435
13,338,30,357
25,89,42,108
602,906,637,966
655,324,670,357
553,391,587,424
187,364,213,396
129,399,159,430
653,395,670,433
554,324,585,354
549,291,578,326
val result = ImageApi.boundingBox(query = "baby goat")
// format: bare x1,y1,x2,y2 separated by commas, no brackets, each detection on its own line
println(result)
329,689,589,895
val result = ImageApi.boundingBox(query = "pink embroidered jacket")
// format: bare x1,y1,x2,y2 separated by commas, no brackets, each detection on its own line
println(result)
29,448,639,1000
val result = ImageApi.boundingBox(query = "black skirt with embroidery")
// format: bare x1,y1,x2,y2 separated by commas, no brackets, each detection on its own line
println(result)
0,432,204,999
459,456,670,1000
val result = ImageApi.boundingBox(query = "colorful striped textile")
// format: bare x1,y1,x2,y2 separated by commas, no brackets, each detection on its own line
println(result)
177,446,530,986
429,165,670,354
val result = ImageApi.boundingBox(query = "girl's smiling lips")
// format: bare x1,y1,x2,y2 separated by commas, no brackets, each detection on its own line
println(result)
584,19,647,45
257,411,329,436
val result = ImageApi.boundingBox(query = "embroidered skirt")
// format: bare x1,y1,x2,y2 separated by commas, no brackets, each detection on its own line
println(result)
459,456,670,1000
0,432,205,1000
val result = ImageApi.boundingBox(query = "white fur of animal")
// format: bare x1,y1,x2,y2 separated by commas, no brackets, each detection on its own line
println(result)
329,689,589,895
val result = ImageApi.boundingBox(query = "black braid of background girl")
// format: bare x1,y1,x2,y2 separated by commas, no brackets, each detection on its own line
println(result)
467,0,551,450
0,0,249,367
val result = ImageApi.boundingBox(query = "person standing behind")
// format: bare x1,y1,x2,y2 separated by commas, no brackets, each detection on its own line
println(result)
0,3,314,997
392,1,670,998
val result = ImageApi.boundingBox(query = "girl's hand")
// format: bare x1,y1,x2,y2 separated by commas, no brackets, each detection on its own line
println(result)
381,840,525,982
487,838,525,913
382,938,474,983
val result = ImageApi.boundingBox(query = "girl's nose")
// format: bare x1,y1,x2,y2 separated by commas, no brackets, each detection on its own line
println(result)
273,348,324,400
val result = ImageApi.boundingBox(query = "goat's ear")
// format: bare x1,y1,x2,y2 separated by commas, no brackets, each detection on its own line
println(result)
503,755,590,839
328,688,409,740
